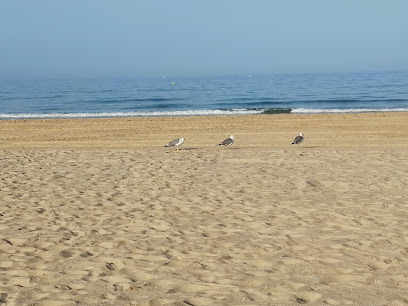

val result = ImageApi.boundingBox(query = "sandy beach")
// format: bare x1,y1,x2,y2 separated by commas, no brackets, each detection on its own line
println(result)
1,112,408,305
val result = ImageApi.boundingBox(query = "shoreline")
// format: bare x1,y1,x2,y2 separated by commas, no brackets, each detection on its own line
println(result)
1,108,408,120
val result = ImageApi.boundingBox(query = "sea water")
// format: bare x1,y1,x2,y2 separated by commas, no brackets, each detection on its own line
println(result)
0,71,407,119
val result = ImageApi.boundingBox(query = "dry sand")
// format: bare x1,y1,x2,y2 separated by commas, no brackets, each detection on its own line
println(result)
1,113,408,305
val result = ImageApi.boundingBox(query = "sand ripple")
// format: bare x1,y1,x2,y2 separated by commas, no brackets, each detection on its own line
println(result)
1,147,408,305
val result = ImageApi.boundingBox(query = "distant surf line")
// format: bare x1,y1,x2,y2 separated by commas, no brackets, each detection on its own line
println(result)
1,107,408,120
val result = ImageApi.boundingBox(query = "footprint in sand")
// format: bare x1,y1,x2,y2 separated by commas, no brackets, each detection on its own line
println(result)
294,291,322,304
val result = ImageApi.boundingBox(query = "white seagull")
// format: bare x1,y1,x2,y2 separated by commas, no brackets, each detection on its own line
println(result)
218,135,235,147
291,132,304,145
165,138,185,150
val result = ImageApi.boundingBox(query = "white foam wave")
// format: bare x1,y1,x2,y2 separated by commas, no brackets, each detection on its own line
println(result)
2,108,408,119
291,108,408,114
0,109,264,120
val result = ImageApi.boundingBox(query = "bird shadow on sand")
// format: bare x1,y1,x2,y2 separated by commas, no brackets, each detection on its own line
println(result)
217,147,242,150
302,146,321,149
179,147,200,151
292,146,320,149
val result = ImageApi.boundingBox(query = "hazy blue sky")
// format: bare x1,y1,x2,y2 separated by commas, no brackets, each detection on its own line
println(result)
1,0,407,79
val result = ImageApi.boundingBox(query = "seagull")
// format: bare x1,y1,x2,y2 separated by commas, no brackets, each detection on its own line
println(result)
165,138,185,150
291,132,304,145
218,135,235,147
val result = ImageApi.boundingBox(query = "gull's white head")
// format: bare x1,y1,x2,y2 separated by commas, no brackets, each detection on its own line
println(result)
230,135,235,140
300,132,304,137
178,138,185,145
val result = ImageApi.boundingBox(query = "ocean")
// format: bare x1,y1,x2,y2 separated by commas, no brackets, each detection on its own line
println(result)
1,71,407,119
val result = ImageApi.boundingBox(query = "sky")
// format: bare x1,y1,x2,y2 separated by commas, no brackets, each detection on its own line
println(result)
1,0,407,79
